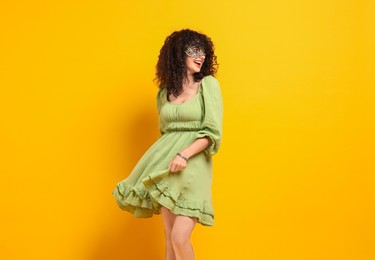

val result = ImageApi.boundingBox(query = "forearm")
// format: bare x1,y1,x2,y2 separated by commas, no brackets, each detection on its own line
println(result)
179,137,211,159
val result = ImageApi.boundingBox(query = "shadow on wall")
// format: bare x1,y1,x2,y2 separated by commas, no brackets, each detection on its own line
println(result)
90,98,164,260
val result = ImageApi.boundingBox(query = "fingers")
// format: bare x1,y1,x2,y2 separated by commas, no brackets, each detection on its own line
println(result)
168,156,187,172
169,163,185,172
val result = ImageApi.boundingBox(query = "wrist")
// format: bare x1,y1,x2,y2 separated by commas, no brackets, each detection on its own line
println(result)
179,148,192,158
176,152,189,162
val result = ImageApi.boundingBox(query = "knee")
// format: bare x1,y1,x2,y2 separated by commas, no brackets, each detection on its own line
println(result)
164,228,174,245
170,229,190,248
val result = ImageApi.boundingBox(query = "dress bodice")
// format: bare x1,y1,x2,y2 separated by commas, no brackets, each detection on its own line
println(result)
158,86,204,132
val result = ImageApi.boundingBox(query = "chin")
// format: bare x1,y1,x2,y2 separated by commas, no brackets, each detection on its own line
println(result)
194,66,202,73
188,68,200,74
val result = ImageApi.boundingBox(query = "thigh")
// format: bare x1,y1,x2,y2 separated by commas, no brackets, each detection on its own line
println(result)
161,206,177,234
171,215,198,240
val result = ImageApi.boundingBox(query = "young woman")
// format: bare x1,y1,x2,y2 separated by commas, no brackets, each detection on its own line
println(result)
113,28,223,260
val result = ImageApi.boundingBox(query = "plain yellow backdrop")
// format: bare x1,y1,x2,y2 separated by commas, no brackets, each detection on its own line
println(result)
1,1,374,259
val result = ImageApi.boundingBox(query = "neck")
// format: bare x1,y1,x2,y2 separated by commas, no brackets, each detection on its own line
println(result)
183,72,196,88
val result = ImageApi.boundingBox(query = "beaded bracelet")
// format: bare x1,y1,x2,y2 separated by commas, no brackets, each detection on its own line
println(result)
176,152,189,162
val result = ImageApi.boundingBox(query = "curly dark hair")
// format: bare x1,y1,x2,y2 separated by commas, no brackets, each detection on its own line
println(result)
154,29,218,97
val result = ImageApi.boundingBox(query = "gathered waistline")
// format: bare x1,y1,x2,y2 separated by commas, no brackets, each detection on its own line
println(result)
163,129,199,134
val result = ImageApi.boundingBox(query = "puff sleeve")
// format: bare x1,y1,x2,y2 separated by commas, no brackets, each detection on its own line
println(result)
196,76,223,156
156,88,166,135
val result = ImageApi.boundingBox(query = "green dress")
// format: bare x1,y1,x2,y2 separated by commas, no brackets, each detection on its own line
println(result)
112,75,223,226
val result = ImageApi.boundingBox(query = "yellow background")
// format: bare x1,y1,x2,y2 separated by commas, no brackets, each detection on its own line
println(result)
1,1,374,259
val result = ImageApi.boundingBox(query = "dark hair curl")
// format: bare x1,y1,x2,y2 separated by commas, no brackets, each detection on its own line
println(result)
154,29,218,97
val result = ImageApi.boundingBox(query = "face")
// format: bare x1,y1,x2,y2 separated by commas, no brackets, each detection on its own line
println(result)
184,45,206,74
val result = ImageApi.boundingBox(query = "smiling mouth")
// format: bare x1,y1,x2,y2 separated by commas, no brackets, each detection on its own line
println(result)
194,60,203,66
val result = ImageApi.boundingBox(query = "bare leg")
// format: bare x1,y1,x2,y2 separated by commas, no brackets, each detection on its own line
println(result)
170,215,198,260
161,206,177,260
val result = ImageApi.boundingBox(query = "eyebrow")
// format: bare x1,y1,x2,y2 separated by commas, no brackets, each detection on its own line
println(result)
191,46,205,52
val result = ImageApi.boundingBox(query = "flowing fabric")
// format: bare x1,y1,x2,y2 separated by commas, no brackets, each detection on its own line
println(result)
112,75,223,226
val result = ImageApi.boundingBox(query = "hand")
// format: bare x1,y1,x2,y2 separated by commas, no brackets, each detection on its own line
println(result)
168,155,187,172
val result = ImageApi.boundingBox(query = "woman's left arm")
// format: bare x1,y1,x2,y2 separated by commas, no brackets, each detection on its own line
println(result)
168,137,211,172
168,76,223,173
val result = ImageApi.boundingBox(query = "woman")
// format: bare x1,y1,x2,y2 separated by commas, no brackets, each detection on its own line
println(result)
113,28,223,260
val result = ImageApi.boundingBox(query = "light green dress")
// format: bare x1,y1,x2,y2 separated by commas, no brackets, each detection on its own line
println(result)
112,75,223,226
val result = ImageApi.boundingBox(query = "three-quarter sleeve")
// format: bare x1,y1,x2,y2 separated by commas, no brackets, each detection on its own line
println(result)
196,75,223,156
156,88,165,135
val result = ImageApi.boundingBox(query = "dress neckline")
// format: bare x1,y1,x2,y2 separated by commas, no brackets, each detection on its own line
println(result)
165,82,202,106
